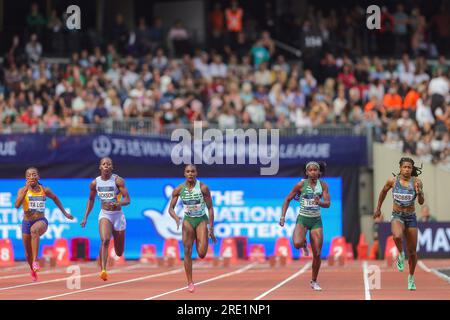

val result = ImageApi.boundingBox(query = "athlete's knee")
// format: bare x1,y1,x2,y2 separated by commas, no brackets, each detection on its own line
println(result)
115,248,124,256
30,229,40,238
407,249,417,259
101,239,110,248
393,234,402,242
293,239,305,249
184,245,193,256
197,248,207,259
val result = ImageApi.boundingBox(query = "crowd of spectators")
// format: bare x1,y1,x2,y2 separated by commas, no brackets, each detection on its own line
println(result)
0,2,449,167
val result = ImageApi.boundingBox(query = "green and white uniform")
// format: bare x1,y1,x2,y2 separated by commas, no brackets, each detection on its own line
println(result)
296,179,323,230
180,180,209,229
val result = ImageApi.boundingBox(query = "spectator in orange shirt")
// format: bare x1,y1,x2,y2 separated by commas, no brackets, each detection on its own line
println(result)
383,85,403,117
365,95,382,114
403,86,420,111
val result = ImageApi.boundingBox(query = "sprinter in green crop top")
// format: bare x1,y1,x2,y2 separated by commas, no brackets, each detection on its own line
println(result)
280,161,330,291
169,164,216,293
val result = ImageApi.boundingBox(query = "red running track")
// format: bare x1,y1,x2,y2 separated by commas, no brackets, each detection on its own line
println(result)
0,259,449,300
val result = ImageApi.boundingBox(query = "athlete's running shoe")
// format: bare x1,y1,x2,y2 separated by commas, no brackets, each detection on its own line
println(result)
408,275,416,291
32,261,40,273
396,252,405,272
310,280,322,291
187,282,195,293
30,270,38,282
100,270,108,281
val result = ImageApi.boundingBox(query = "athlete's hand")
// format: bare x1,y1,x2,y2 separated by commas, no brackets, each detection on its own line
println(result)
80,218,87,228
104,202,120,211
314,196,321,206
373,209,382,220
279,216,285,227
209,227,217,244
175,216,181,230
25,180,32,190
64,212,74,220
414,180,423,194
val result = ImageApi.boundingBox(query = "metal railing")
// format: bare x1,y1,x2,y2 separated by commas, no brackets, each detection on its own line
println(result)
4,119,367,137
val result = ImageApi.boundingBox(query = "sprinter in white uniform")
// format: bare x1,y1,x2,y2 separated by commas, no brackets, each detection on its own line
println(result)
80,157,130,281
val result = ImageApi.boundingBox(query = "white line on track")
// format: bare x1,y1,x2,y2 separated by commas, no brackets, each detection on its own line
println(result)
0,262,143,292
144,262,257,300
253,261,312,300
0,265,29,272
0,262,98,280
418,261,450,283
362,261,372,300
37,268,184,300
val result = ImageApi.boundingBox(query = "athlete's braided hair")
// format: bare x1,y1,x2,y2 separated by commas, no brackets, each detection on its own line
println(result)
393,157,423,177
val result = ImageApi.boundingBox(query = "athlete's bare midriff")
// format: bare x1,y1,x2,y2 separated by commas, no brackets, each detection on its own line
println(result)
23,211,45,221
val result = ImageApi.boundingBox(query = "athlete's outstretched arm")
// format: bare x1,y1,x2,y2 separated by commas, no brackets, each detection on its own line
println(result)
116,177,131,207
317,181,330,208
201,183,216,243
374,177,395,219
280,181,303,226
45,187,74,220
81,180,96,228
414,177,425,205
168,185,182,230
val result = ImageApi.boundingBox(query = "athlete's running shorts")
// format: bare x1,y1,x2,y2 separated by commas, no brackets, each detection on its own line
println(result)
99,210,126,231
296,215,323,230
184,214,209,229
390,211,417,229
22,217,48,234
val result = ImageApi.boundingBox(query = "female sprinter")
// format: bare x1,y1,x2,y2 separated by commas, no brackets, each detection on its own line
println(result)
80,157,130,281
279,161,330,291
374,157,424,290
169,164,216,293
15,167,74,281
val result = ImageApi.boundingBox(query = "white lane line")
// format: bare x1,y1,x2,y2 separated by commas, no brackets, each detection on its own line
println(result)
0,262,98,280
0,262,142,292
37,268,184,300
253,261,312,301
418,261,450,283
362,261,372,300
0,265,29,272
144,262,257,300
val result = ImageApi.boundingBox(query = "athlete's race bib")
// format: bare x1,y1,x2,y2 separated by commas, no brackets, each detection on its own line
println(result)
183,199,203,215
28,196,46,212
98,191,115,201
393,193,414,203
303,198,319,210
98,186,115,203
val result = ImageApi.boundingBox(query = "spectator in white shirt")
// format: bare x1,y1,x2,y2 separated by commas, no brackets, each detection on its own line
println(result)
254,62,272,87
416,95,435,127
25,34,42,67
209,54,227,78
245,97,265,125
152,48,168,71
428,70,449,116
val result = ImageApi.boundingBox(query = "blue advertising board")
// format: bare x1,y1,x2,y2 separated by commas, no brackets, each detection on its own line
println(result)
0,177,342,260
0,134,367,166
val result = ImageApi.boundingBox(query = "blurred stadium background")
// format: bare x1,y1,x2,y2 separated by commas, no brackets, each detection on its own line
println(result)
0,0,448,263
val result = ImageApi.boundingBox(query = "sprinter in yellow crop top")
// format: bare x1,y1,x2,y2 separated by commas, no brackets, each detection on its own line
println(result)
15,167,73,282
